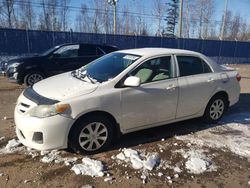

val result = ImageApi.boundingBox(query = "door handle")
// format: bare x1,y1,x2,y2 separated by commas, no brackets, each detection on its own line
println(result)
207,77,215,82
166,84,177,90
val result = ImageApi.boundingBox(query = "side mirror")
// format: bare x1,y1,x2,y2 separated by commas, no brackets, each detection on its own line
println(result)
124,76,141,87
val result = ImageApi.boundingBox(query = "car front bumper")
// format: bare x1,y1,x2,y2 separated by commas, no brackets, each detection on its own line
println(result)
15,105,74,151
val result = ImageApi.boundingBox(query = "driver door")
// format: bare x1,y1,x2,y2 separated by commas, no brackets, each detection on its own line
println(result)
48,44,80,75
120,56,179,131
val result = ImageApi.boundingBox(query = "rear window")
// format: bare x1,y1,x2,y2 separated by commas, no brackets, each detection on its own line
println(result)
177,56,212,77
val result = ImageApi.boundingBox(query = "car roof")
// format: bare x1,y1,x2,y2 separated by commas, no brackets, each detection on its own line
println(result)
117,48,202,57
59,43,118,49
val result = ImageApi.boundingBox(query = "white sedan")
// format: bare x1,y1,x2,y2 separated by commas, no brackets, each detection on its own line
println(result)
14,48,241,154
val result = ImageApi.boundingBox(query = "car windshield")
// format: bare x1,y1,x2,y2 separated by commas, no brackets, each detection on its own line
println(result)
41,45,60,56
72,52,141,83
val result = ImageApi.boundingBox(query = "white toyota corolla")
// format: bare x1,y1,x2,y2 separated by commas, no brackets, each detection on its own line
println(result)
15,48,241,154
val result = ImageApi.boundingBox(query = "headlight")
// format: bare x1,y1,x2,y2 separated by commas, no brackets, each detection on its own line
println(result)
27,104,71,118
10,62,20,68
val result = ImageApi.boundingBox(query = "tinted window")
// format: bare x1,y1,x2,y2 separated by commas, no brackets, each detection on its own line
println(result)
177,56,211,77
130,56,172,84
79,45,96,56
53,45,79,58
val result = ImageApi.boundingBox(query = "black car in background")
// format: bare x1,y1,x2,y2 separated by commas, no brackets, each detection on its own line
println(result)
6,43,118,86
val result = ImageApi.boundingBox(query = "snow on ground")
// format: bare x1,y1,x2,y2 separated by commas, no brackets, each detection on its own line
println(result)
175,148,217,174
71,158,105,177
39,150,78,166
175,113,250,160
0,139,24,154
115,148,160,171
0,112,249,181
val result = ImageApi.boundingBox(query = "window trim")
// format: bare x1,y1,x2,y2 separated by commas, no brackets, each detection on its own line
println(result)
115,54,177,88
174,54,214,78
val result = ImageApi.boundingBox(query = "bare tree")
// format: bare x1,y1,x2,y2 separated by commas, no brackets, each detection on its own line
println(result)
18,0,36,29
59,0,70,31
238,18,250,40
38,0,60,31
153,0,165,36
193,0,215,38
75,4,91,33
229,12,241,39
0,0,16,28
220,10,232,39
165,0,179,37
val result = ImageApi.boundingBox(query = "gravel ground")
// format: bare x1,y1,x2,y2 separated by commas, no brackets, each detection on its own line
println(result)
0,64,249,188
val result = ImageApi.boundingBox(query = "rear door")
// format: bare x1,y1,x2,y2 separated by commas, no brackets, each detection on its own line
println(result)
175,55,217,118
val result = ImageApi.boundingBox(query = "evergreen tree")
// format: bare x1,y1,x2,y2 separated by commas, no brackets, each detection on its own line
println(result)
165,0,179,37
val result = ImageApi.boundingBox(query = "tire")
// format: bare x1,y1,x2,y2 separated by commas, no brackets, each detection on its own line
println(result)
68,115,114,155
203,95,228,123
24,71,44,86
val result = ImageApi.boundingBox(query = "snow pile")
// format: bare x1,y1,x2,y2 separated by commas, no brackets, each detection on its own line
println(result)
115,148,160,171
0,139,24,154
40,150,77,166
176,149,217,174
175,113,250,160
71,158,105,177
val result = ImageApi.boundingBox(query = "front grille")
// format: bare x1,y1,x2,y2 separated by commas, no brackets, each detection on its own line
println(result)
18,102,31,113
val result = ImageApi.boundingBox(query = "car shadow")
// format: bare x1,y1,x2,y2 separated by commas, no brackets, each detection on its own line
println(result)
108,93,250,151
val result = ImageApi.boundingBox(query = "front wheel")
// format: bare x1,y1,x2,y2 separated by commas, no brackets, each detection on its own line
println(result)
203,95,228,123
24,71,44,86
68,115,114,155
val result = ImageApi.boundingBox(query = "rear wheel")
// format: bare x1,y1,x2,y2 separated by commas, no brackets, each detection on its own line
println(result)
24,71,44,86
68,115,114,155
203,95,228,123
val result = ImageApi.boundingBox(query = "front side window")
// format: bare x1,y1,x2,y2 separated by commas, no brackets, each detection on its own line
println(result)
130,56,172,84
53,45,79,58
177,56,212,77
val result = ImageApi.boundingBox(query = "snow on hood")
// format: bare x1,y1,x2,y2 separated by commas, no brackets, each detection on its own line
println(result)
33,72,99,101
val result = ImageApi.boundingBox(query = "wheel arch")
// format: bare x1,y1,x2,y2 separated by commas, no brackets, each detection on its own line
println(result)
204,90,229,115
22,67,47,82
68,110,121,140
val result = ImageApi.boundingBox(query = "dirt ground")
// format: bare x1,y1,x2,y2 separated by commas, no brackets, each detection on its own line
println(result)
0,65,249,188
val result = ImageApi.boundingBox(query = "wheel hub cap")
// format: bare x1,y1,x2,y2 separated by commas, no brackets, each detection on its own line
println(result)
78,122,108,151
209,99,224,120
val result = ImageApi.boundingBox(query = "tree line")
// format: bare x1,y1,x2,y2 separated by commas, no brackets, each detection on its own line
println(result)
0,0,250,41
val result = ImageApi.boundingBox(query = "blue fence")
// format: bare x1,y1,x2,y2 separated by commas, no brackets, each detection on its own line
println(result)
1,28,250,63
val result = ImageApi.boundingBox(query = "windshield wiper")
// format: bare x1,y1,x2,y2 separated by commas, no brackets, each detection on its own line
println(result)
83,73,96,84
72,69,97,84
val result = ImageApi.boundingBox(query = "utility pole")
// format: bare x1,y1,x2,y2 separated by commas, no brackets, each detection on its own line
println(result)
178,0,183,38
220,0,228,39
108,0,118,35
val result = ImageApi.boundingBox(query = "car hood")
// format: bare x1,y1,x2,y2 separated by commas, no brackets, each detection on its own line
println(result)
33,72,99,101
8,55,45,64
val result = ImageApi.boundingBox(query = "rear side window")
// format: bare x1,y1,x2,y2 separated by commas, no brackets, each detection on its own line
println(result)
79,45,96,56
177,56,212,77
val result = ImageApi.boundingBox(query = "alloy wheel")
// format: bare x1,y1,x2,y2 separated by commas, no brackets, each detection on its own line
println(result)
78,122,108,151
209,99,225,120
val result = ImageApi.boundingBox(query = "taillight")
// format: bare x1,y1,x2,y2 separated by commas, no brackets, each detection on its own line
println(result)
236,73,241,82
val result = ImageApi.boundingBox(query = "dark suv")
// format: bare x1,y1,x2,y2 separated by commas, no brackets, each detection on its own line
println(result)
6,43,118,86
